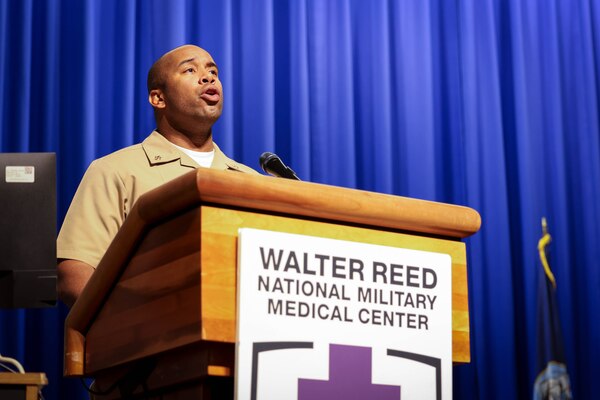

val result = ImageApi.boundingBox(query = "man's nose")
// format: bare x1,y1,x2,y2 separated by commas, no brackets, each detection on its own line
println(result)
200,72,215,84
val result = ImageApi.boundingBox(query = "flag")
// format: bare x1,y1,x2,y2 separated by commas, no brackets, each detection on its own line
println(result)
533,219,572,399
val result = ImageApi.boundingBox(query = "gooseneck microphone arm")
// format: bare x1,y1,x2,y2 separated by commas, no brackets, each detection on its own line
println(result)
259,152,301,180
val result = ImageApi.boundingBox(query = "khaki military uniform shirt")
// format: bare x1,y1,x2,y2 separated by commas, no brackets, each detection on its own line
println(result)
57,130,258,268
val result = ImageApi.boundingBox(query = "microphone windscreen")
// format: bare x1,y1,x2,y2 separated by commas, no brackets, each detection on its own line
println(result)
259,152,278,172
259,152,300,180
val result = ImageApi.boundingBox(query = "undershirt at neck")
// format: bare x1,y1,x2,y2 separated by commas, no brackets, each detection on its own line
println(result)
170,142,215,168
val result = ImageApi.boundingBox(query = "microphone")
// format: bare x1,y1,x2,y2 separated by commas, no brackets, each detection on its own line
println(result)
259,152,300,180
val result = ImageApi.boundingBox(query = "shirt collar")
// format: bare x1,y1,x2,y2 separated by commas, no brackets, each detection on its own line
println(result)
142,130,243,171
211,142,243,171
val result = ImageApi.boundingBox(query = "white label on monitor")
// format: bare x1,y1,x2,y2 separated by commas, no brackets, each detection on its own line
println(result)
5,166,35,183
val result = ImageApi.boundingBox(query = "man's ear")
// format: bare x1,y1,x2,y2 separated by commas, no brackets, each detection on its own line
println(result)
149,89,166,109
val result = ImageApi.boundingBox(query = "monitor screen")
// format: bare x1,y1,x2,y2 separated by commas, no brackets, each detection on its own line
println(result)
0,153,56,308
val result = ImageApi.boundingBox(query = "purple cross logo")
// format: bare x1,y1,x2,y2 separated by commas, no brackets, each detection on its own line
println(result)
298,344,401,399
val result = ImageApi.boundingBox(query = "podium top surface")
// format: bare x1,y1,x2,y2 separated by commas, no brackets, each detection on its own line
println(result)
136,168,481,239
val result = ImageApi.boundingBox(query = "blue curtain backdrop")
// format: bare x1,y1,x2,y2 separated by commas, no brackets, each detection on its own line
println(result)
1,0,599,398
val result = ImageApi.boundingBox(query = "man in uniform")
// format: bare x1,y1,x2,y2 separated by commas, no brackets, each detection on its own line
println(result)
57,44,257,307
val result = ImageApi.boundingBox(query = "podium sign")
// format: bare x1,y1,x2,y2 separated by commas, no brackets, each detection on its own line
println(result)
236,228,453,400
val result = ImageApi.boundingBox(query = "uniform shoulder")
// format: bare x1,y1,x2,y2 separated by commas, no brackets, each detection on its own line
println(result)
96,142,145,162
89,143,147,171
212,142,260,174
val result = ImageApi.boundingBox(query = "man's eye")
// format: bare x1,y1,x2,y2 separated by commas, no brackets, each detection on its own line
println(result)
185,67,195,73
210,70,218,76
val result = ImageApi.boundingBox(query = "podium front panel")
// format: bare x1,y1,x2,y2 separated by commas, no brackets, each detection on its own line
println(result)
199,205,470,363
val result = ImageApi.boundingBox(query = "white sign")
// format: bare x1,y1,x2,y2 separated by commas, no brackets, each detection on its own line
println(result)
236,228,452,400
5,166,35,183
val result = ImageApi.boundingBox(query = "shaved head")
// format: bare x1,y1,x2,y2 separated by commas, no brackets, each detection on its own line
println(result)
147,58,166,94
147,45,205,94
147,47,180,94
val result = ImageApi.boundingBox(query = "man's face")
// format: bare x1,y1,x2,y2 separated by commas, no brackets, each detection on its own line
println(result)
157,45,223,128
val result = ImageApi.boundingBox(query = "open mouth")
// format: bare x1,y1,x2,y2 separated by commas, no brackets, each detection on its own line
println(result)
200,88,220,103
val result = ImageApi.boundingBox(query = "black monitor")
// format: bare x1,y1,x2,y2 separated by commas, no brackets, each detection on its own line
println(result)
0,153,57,308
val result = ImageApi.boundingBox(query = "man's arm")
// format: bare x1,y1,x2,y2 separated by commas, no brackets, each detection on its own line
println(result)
57,259,95,308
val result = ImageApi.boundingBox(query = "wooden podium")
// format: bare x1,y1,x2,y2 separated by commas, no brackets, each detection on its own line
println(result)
63,168,480,399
